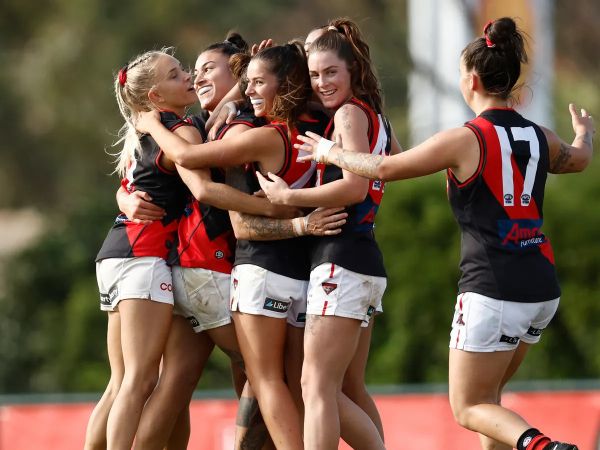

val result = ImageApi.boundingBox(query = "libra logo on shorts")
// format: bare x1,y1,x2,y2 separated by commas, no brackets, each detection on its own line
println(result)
263,297,290,313
499,334,520,345
527,326,543,336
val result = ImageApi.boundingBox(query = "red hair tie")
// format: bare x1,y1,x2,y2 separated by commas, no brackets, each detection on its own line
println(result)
118,66,128,86
483,20,495,48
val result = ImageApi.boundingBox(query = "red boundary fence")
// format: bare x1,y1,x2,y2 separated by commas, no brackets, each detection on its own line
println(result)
1,390,599,449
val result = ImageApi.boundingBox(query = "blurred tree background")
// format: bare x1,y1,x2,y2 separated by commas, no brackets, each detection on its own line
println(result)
0,0,598,395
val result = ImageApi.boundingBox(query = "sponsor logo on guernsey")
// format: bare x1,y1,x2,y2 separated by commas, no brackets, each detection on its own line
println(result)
187,316,200,328
499,335,519,345
520,193,531,206
322,282,337,295
527,326,543,336
263,297,290,312
503,193,514,206
498,219,546,249
215,250,224,259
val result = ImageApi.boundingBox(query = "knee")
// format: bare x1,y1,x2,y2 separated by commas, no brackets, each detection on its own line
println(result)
450,402,471,429
120,371,159,400
449,398,484,431
104,376,123,400
300,367,330,404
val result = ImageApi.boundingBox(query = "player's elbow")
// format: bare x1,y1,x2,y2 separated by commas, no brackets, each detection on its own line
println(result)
232,226,251,240
345,183,369,205
191,184,209,202
229,214,250,240
377,158,395,181
573,152,593,172
173,152,193,168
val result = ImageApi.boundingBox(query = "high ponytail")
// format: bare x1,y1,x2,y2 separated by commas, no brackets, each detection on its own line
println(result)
204,30,249,56
462,17,528,99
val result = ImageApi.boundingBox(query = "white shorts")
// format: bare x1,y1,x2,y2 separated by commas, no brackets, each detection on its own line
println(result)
172,265,231,333
96,257,174,311
449,292,560,352
230,264,308,327
307,263,387,327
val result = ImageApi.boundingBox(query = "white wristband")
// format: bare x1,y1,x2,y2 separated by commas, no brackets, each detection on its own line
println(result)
292,217,305,236
315,137,335,164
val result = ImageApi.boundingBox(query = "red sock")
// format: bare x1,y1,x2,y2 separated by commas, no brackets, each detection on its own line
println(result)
526,434,551,450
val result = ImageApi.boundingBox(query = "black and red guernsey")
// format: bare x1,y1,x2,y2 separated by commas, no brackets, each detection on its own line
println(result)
311,97,391,277
96,112,190,261
234,111,329,280
174,109,266,274
448,108,561,302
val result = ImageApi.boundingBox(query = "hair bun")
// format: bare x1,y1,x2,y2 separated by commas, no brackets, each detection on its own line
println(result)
485,18,518,50
224,31,249,54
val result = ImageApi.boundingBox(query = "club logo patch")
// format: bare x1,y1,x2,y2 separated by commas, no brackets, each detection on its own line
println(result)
187,316,200,328
322,282,337,295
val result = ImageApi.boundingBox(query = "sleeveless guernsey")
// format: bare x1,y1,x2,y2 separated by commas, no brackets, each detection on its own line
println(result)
448,108,560,302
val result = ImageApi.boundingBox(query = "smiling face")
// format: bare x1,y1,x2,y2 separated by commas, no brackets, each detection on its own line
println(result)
193,49,237,112
308,50,353,110
149,54,197,115
244,58,279,118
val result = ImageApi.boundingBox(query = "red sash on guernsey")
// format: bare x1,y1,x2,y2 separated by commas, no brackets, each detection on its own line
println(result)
96,111,190,262
175,110,265,273
446,108,560,302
